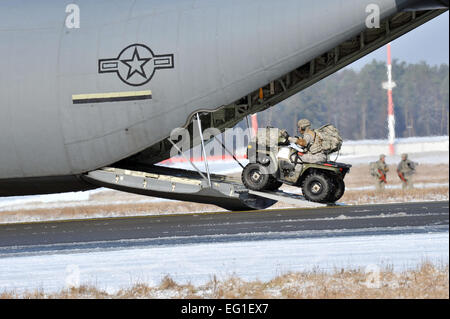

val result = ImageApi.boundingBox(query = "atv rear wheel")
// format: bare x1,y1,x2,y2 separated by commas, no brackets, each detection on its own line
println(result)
301,172,334,203
242,163,271,191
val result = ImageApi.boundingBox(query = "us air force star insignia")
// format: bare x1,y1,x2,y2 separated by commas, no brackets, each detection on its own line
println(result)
121,48,151,80
99,44,174,87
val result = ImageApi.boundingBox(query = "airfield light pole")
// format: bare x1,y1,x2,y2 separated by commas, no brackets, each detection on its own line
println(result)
382,43,397,156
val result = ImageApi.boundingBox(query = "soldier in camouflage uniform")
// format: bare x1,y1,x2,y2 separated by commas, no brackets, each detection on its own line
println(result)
371,154,389,191
288,119,327,163
397,153,417,190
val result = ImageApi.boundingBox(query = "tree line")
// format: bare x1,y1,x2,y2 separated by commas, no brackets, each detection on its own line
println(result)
257,60,449,140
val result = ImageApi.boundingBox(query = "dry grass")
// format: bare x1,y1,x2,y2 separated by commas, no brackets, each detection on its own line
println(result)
0,200,222,224
340,187,449,205
2,262,448,299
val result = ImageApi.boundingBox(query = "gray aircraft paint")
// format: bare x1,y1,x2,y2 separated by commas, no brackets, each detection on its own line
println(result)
0,1,447,190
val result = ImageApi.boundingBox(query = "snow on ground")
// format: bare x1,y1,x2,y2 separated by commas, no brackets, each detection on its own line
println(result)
343,136,449,145
0,232,447,294
0,188,107,211
0,191,170,213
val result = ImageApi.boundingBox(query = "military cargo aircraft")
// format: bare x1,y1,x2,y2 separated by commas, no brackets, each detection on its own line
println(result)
0,0,448,210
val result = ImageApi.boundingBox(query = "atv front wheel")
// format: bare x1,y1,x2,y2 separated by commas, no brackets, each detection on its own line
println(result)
242,163,271,191
301,173,334,203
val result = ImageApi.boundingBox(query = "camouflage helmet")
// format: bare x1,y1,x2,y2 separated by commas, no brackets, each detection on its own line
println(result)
297,119,311,130
379,154,386,160
401,153,408,159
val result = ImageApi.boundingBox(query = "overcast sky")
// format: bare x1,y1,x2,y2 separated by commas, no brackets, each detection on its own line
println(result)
347,11,449,69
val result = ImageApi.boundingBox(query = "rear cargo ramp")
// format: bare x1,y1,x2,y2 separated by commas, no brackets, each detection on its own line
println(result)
83,167,277,211
83,166,328,211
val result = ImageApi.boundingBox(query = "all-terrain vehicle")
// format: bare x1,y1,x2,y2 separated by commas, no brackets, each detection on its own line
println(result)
241,128,351,204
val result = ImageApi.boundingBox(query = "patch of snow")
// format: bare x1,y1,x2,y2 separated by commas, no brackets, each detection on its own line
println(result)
0,232,447,294
343,136,449,145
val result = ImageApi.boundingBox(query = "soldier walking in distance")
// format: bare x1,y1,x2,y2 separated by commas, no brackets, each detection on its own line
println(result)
370,154,389,191
397,153,418,190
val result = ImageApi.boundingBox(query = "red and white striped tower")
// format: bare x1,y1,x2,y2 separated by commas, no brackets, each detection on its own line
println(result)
250,113,259,138
382,43,396,156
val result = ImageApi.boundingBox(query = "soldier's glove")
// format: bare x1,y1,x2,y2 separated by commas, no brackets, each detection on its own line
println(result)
279,129,289,138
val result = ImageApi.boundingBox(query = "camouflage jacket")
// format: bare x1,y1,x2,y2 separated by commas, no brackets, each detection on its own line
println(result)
296,130,323,154
374,160,389,177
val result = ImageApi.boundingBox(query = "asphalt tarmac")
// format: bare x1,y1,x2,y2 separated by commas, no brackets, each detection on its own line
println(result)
0,201,448,256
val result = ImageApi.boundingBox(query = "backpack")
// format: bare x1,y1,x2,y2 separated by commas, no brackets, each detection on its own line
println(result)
369,162,378,176
407,161,416,171
312,124,343,155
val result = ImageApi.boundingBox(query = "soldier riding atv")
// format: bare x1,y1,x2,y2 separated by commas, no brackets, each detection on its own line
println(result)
241,121,351,204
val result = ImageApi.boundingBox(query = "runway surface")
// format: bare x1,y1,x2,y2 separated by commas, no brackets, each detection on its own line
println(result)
0,201,448,257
